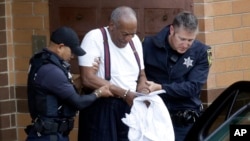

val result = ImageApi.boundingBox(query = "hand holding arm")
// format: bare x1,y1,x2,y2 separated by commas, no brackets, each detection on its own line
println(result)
146,81,162,92
92,57,100,73
94,85,113,98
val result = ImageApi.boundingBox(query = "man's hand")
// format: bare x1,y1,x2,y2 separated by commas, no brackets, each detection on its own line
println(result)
124,91,150,107
124,91,137,106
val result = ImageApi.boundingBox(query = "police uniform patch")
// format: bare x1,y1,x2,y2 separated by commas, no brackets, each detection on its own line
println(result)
183,57,193,68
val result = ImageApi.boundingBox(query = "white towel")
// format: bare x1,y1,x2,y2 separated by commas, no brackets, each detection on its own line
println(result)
122,90,175,141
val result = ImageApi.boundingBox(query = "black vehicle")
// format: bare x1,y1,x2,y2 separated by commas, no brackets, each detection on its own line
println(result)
186,81,250,141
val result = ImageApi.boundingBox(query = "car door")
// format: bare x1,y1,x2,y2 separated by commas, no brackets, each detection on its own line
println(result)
205,104,250,141
186,81,250,141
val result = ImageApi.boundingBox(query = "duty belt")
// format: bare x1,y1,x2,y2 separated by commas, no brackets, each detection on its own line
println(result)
170,109,200,125
25,117,74,136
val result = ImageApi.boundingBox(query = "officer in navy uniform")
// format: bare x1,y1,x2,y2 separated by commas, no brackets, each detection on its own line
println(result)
25,26,112,141
142,11,212,141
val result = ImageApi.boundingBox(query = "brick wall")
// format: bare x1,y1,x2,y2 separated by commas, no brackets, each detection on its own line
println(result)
194,0,250,106
0,0,250,140
0,0,17,140
0,0,50,140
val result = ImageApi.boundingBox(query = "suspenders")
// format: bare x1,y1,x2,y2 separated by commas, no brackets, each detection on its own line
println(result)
99,27,141,80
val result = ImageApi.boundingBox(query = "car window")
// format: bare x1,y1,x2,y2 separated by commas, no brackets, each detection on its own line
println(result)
205,104,250,141
207,91,250,135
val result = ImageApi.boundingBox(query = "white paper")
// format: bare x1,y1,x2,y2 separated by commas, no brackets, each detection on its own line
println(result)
135,89,166,96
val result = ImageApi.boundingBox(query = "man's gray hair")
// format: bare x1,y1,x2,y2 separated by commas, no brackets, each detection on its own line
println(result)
172,11,198,32
110,6,137,26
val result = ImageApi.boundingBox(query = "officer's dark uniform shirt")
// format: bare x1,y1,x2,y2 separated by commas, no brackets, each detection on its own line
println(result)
142,25,211,113
28,48,97,120
36,63,72,99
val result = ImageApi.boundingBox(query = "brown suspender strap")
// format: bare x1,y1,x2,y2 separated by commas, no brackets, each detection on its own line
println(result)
99,27,141,81
129,41,141,70
100,27,111,80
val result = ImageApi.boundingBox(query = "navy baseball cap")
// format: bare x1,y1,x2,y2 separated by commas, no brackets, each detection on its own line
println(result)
50,26,86,56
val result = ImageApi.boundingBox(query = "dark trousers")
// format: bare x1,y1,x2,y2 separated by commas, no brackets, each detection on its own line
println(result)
78,97,130,141
173,123,193,141
26,129,69,141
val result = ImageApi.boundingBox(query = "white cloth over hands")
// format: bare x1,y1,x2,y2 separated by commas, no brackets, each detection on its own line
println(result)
122,90,175,141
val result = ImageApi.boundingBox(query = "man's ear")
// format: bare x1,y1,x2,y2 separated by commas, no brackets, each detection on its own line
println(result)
109,21,115,31
169,25,174,35
58,43,65,48
55,43,64,54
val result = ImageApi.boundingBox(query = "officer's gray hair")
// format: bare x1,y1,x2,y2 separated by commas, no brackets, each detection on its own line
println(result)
172,11,198,32
110,6,136,27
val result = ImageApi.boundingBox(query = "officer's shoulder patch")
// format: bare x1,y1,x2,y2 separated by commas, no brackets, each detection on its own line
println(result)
207,48,212,67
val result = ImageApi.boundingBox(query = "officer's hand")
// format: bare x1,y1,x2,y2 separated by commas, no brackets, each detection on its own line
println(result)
137,82,150,94
137,88,150,94
96,85,113,98
146,81,162,92
92,57,100,72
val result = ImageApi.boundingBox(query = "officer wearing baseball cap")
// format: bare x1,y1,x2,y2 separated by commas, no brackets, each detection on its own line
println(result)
50,26,86,56
25,26,113,141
